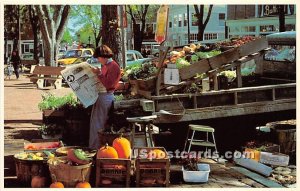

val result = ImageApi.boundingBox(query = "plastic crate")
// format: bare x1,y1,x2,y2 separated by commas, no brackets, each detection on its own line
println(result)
182,163,210,183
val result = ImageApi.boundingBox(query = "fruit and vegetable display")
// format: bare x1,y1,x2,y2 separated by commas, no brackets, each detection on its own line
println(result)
163,43,222,69
97,136,132,159
123,62,158,81
55,146,96,158
67,149,92,165
216,36,258,47
24,141,61,151
14,151,54,161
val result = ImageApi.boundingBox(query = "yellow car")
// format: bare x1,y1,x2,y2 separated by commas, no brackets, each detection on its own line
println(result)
57,48,94,65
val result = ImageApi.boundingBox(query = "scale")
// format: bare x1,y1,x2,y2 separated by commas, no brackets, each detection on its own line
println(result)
164,64,180,85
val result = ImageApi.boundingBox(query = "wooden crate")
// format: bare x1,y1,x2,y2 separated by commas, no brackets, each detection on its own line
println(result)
95,158,131,187
134,147,170,187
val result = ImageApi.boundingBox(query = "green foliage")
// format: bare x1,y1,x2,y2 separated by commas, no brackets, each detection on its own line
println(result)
62,29,73,44
175,58,191,69
38,124,62,136
71,5,101,45
114,94,124,101
124,62,157,80
195,50,221,59
38,93,80,111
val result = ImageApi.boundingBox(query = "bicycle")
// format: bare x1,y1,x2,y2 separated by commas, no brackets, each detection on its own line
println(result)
4,63,14,80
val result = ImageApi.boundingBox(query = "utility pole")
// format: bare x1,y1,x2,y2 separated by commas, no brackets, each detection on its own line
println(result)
187,5,191,44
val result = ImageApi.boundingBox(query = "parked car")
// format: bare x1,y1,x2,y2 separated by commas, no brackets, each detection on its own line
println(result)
57,48,94,65
57,49,66,59
126,50,153,67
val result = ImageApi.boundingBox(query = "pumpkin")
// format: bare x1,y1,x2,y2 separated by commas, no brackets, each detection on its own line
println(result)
97,143,118,159
147,149,166,159
76,181,91,188
112,134,131,159
50,182,64,188
31,176,47,188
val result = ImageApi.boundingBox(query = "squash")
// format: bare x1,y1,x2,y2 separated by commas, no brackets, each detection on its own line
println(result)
76,181,91,188
112,134,131,159
147,149,166,159
97,143,118,159
67,149,90,165
31,176,47,188
50,182,64,188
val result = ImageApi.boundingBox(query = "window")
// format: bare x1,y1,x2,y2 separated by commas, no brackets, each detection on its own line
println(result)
173,15,178,27
178,14,182,27
219,13,225,26
204,33,218,40
249,26,256,32
242,26,256,32
192,13,198,26
260,25,275,32
21,43,33,54
189,33,198,42
169,21,172,28
184,13,188,26
285,24,295,31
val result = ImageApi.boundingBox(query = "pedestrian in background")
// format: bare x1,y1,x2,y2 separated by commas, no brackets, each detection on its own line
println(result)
89,44,121,149
10,50,21,79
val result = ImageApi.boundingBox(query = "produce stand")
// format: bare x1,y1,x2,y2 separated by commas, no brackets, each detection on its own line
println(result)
116,36,296,124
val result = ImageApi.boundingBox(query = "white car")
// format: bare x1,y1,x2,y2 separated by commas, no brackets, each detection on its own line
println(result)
126,50,153,67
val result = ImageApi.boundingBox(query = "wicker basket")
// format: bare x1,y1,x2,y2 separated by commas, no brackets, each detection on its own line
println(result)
48,157,92,187
55,146,97,158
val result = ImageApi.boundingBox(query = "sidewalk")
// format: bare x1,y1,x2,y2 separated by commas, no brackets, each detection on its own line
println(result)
4,72,72,187
4,73,72,122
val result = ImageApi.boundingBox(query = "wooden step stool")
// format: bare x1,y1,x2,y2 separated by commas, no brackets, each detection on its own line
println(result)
183,124,219,159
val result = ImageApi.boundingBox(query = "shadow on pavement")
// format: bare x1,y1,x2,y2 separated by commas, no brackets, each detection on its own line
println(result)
4,155,21,188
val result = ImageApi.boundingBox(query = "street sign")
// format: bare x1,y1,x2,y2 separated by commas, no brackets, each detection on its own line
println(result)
155,5,169,44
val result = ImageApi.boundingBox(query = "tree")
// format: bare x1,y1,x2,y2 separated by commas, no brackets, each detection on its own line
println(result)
4,5,19,63
34,5,71,66
101,5,122,64
28,5,40,64
4,5,20,53
61,29,73,44
126,5,159,52
194,5,213,41
72,5,101,47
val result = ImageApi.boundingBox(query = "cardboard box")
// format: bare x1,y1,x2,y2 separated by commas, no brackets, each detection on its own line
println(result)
259,152,289,166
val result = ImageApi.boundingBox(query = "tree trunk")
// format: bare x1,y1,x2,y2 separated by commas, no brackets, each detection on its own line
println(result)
34,5,70,66
101,5,122,64
29,5,40,64
194,5,213,42
133,23,142,51
278,5,286,32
